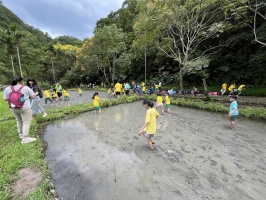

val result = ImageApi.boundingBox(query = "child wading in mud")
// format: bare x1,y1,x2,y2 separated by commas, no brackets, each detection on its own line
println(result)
139,99,159,150
228,95,239,130
92,92,101,114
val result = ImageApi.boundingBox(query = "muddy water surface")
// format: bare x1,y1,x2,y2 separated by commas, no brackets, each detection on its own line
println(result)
44,102,266,200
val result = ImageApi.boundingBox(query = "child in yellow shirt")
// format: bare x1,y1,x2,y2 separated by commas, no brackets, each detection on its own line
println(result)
43,90,52,104
139,99,159,150
63,88,70,101
78,87,82,96
92,92,101,114
155,93,164,114
165,92,171,114
52,88,58,100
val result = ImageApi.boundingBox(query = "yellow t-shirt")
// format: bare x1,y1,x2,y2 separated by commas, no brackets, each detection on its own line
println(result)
114,83,122,92
222,83,227,90
52,91,58,98
43,90,51,98
157,96,163,104
141,82,145,87
142,86,146,92
165,95,170,104
63,89,68,96
108,88,111,94
238,85,245,91
78,88,82,93
144,108,159,134
228,85,235,92
93,96,100,107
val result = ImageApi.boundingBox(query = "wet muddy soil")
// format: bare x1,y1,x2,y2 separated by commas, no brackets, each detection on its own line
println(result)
44,101,266,200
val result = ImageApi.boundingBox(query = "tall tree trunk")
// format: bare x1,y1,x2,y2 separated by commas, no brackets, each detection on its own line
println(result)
16,46,22,77
179,65,184,94
144,47,147,86
112,56,116,83
202,78,208,95
103,67,110,85
51,60,56,83
10,54,15,75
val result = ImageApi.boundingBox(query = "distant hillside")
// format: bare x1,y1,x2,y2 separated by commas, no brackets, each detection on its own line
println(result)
0,3,53,44
0,3,82,84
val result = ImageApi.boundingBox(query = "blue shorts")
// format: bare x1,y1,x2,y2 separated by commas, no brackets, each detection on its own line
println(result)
144,132,154,138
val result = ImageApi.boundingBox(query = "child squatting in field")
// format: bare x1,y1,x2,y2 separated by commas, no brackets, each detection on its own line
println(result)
139,99,159,150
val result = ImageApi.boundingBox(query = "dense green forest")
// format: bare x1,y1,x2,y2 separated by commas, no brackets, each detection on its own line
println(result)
0,0,265,92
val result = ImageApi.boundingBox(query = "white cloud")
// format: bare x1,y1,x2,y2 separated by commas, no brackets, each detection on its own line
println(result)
2,0,124,40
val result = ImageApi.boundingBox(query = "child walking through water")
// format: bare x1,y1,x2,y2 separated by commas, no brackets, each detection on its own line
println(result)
155,93,164,115
139,99,159,150
92,92,101,114
228,95,239,130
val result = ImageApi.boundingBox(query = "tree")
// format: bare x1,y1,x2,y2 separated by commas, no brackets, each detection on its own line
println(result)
134,0,225,93
8,24,23,77
0,27,15,75
247,0,266,46
185,57,210,95
79,24,127,84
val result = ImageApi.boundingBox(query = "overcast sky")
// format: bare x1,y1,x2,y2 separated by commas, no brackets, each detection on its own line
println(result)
2,0,124,40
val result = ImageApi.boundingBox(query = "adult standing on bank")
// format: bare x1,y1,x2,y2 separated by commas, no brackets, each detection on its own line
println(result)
27,77,48,118
3,75,36,144
55,82,63,100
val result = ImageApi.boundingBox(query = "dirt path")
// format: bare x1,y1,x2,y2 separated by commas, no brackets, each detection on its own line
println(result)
44,101,266,200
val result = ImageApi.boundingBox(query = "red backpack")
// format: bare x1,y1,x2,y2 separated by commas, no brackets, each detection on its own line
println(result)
8,85,25,108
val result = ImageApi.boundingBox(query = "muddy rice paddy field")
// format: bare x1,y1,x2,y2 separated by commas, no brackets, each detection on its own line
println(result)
43,91,266,200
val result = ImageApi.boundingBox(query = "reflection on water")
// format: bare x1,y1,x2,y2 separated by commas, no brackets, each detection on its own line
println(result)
115,112,122,122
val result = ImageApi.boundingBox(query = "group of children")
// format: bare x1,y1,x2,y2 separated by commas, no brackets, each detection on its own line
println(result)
43,88,70,103
43,87,84,104
221,83,246,95
140,94,238,150
43,81,238,150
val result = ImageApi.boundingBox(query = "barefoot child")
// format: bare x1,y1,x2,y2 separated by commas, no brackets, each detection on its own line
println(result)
155,93,164,115
63,88,70,101
165,92,171,114
228,95,239,130
78,87,82,96
52,88,58,100
92,92,101,114
43,90,52,104
139,99,159,150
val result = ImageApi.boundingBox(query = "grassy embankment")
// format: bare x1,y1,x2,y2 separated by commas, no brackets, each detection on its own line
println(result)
0,89,265,199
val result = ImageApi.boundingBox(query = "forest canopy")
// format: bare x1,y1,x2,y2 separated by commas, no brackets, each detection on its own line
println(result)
0,0,265,90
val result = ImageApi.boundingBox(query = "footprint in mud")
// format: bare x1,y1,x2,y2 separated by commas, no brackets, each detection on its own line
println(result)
221,165,231,176
206,173,219,189
233,162,243,169
235,175,244,183
201,146,206,151
133,136,139,140
209,159,217,166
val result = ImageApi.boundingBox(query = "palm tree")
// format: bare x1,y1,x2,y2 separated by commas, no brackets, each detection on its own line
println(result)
8,24,23,77
0,29,15,75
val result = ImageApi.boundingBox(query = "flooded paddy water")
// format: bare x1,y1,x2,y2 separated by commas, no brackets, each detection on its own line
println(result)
44,101,266,200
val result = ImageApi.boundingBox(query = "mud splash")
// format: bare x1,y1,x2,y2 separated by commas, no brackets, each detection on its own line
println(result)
44,102,266,200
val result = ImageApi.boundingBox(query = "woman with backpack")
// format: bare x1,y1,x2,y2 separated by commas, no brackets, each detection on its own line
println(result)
3,75,36,144
26,77,47,118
